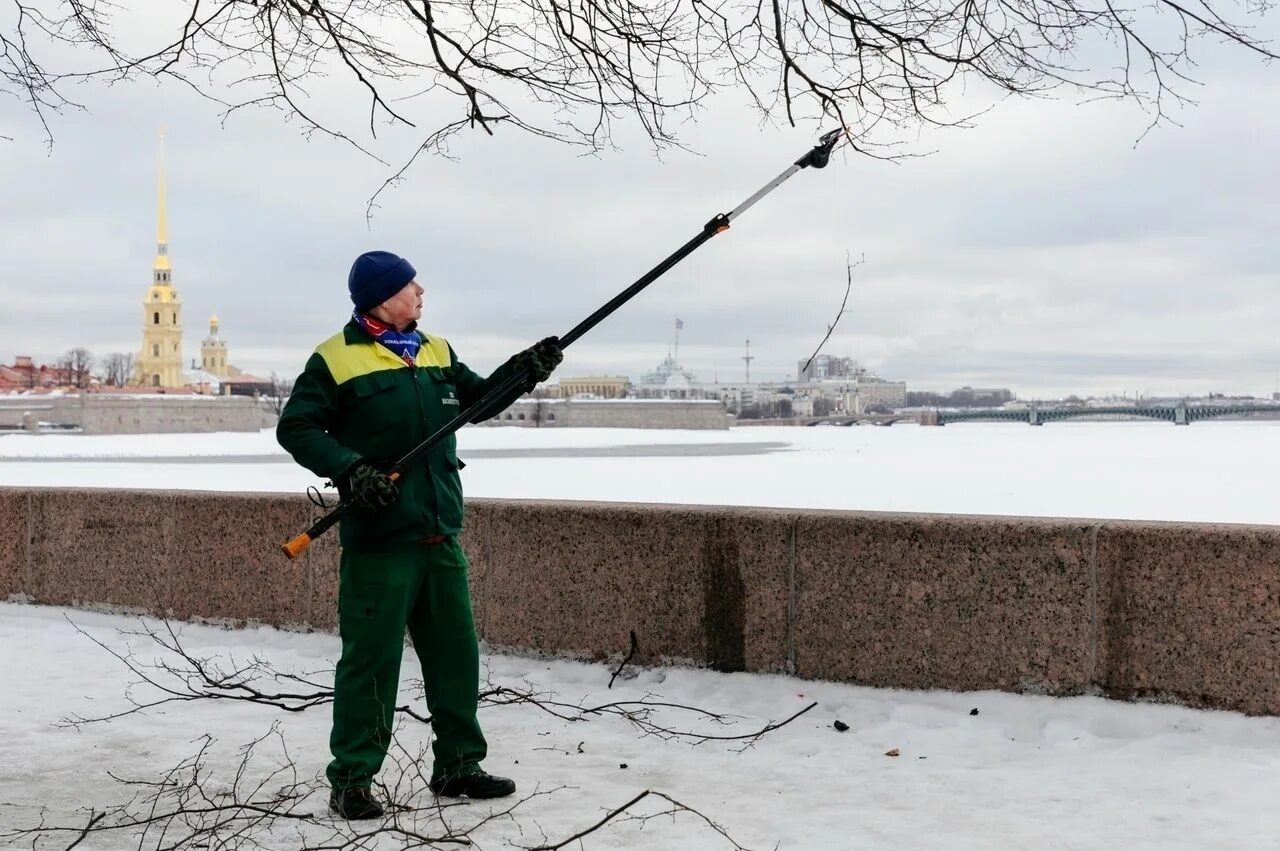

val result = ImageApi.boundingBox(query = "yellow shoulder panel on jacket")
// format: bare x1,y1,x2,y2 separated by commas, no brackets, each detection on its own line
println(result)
315,333,403,386
417,334,451,369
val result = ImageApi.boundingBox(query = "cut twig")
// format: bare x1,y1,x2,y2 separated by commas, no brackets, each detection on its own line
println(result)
527,789,752,850
608,630,640,689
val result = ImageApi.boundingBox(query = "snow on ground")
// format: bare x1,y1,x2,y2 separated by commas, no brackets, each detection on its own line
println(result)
1,422,1278,524
4,603,1280,849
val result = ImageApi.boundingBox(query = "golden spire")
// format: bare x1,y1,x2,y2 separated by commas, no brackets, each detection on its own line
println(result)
210,314,219,334
154,126,171,277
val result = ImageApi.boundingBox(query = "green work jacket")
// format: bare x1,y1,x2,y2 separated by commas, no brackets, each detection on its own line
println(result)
277,320,521,550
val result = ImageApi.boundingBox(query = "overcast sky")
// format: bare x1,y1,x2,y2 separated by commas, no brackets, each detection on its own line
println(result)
2,7,1277,399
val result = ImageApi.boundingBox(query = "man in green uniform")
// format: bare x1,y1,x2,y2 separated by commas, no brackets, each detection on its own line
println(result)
277,250,562,819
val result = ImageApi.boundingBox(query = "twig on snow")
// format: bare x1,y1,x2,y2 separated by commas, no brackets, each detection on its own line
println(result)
608,630,640,689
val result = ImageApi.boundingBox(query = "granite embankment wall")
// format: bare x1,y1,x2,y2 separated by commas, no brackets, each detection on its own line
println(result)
489,398,729,429
0,395,277,434
0,396,725,433
2,488,1276,715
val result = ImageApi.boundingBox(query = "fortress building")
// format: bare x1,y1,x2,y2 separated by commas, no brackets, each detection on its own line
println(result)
201,314,230,377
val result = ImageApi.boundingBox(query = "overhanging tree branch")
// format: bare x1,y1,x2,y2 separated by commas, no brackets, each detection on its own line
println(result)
2,0,1274,174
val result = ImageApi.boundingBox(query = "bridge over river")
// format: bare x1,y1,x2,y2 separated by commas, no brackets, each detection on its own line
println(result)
931,401,1280,426
738,402,1280,427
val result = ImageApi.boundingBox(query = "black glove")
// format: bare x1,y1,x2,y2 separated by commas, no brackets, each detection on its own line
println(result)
344,462,398,511
512,336,563,390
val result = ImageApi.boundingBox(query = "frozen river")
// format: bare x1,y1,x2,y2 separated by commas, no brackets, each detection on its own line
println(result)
1,421,1276,525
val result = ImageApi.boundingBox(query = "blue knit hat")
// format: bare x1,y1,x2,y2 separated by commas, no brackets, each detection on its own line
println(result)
348,251,417,312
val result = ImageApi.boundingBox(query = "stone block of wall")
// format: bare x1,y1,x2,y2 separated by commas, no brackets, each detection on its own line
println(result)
459,500,495,636
167,492,314,627
77,396,277,435
0,400,61,429
303,503,343,633
0,490,27,598
48,398,84,428
1097,522,1280,714
564,401,728,430
716,508,795,673
480,501,791,671
26,489,178,612
488,399,728,429
792,512,1099,694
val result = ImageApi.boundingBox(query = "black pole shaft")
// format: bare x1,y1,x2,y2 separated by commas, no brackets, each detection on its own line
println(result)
397,219,725,475
282,129,844,558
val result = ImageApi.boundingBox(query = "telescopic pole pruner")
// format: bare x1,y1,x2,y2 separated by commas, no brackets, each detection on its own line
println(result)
281,128,847,559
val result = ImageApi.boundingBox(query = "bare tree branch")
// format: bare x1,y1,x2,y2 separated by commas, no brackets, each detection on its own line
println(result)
98,351,136,387
802,251,864,376
59,346,93,389
3,0,1275,177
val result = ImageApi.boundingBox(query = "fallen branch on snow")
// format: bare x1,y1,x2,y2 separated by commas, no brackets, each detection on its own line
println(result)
60,616,813,748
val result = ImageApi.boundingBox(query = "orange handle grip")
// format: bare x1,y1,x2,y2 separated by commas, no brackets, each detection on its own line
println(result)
280,470,388,559
281,532,313,560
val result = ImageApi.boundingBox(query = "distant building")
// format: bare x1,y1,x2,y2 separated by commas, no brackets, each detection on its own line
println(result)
696,382,758,411
185,365,223,395
201,315,232,378
0,356,38,390
797,354,862,382
791,354,907,412
0,356,73,392
952,387,1015,406
790,394,816,417
136,131,185,389
556,375,632,399
637,319,701,399
906,386,1016,409
794,377,905,412
134,132,249,392
637,364,699,399
220,375,274,397
850,379,908,411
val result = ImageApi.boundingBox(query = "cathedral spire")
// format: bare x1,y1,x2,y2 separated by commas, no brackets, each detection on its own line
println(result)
154,127,171,280
138,126,184,389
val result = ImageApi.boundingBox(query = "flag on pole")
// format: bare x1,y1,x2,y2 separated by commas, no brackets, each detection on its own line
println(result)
675,317,684,330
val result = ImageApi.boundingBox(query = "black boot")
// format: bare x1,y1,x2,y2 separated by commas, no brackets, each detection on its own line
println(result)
329,786,384,820
429,771,516,799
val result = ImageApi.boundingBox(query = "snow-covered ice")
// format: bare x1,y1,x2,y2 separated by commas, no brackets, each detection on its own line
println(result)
1,421,1277,525
3,603,1280,849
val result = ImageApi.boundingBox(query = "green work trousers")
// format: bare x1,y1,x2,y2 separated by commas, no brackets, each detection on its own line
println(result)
327,537,487,790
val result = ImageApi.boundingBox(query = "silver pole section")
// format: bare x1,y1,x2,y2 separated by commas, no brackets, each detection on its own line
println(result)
727,163,804,222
